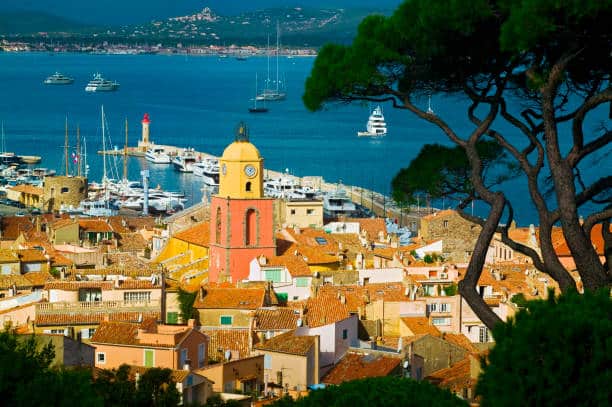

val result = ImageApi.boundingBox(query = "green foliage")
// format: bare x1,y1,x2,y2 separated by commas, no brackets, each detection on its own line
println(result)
269,376,468,407
93,364,136,407
134,367,181,407
177,288,198,323
391,141,512,204
509,293,528,308
476,289,612,406
0,332,102,406
423,253,444,264
203,394,243,406
443,284,458,296
423,254,434,264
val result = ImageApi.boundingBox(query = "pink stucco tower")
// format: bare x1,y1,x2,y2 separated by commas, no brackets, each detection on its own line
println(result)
208,123,275,283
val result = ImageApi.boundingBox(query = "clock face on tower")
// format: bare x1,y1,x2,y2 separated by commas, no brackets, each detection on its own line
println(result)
244,164,257,178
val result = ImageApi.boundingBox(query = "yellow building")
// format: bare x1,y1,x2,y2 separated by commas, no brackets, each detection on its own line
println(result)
278,199,324,229
154,222,210,282
6,185,43,208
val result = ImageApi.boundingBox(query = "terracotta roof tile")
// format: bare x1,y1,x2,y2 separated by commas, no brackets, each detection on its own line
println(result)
0,249,19,262
90,320,191,348
322,352,401,385
264,255,311,277
173,222,210,247
255,330,315,356
1,216,35,240
304,294,351,328
44,281,115,291
317,284,410,313
554,223,609,256
0,274,33,289
193,288,266,310
78,219,113,233
345,218,388,241
16,249,47,262
50,218,76,230
254,308,300,331
426,356,476,393
23,271,55,286
442,333,479,353
36,311,161,326
202,328,253,362
400,317,442,337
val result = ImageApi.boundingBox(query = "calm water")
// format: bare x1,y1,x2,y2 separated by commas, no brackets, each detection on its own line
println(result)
0,52,606,224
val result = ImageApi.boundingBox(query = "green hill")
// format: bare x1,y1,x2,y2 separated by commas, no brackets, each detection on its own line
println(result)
0,11,95,35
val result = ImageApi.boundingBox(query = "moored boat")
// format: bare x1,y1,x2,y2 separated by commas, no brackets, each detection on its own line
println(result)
85,73,120,92
357,105,387,137
44,72,75,85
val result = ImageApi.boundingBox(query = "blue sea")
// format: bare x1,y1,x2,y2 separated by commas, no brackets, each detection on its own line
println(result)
0,52,607,224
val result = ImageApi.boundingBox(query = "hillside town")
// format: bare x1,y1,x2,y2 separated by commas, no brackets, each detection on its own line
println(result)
0,125,602,406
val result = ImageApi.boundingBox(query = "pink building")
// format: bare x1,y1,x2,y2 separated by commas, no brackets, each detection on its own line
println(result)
90,318,209,371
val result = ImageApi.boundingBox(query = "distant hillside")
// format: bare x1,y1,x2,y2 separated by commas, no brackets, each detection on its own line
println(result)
0,11,94,35
118,6,391,46
0,7,391,47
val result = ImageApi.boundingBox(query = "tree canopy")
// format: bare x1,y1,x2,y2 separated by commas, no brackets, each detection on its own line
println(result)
476,289,612,406
303,0,611,329
269,376,468,407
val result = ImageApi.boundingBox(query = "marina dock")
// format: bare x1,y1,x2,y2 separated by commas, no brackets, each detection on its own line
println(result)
99,142,437,231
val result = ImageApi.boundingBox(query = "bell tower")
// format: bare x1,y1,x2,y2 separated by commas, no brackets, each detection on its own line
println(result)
209,123,275,283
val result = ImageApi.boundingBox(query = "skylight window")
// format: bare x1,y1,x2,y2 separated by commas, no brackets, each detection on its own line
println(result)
315,237,327,245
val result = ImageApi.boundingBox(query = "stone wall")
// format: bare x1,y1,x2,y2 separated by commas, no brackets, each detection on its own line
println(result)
419,210,482,263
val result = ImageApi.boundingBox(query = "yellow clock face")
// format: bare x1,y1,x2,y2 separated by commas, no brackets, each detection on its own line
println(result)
244,164,257,178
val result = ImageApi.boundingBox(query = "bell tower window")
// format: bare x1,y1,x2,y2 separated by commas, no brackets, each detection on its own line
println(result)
245,208,258,246
215,207,222,244
246,181,252,192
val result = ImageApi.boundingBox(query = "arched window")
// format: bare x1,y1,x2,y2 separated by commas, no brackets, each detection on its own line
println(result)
215,207,222,244
245,181,252,192
245,208,257,246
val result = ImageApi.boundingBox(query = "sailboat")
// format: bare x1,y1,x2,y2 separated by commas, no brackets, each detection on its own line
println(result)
257,22,286,101
0,122,21,166
427,95,435,115
77,105,119,217
249,73,269,113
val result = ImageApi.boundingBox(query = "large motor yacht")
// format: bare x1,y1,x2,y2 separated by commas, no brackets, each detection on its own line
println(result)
357,105,387,137
44,72,74,85
85,73,120,92
172,148,198,172
145,146,171,164
193,157,220,186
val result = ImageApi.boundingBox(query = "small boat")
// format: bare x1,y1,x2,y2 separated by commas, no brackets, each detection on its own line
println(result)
44,72,74,85
145,146,171,164
85,73,120,92
249,73,268,113
357,105,387,137
172,148,198,172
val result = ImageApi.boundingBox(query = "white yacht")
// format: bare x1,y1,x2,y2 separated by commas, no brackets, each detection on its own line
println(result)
145,146,172,164
193,157,220,186
357,105,387,137
85,73,120,92
44,72,74,85
172,148,198,172
322,189,358,218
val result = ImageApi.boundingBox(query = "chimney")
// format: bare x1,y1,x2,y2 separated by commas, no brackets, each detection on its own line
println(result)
114,276,121,288
183,359,191,371
187,319,196,328
340,294,346,304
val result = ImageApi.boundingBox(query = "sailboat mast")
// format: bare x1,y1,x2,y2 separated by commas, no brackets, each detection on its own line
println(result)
266,34,271,90
275,21,280,92
1,122,5,155
123,117,128,182
76,125,81,177
101,105,107,184
64,116,69,176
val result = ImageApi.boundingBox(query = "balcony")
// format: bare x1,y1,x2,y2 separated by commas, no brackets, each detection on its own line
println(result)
36,299,161,315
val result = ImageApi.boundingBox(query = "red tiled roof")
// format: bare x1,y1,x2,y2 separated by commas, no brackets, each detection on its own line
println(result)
317,284,410,313
78,219,113,233
554,223,609,256
322,352,401,385
426,356,476,393
193,288,266,310
442,333,480,353
254,308,300,331
400,317,442,337
345,218,387,241
36,311,161,326
173,222,210,247
0,274,33,289
304,294,351,328
90,320,191,348
16,249,47,263
23,271,54,286
9,184,44,195
254,330,315,356
202,328,253,362
264,255,312,278
1,216,35,240
44,281,114,290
